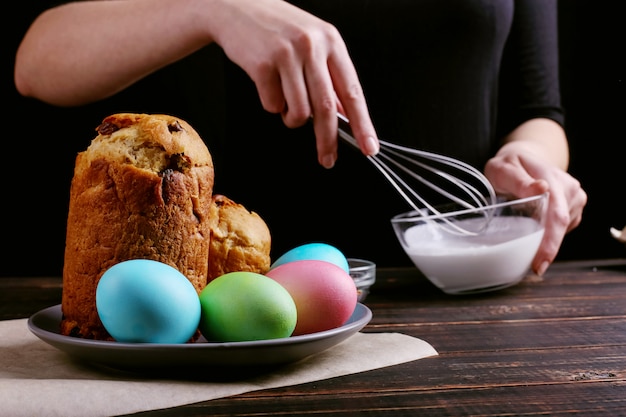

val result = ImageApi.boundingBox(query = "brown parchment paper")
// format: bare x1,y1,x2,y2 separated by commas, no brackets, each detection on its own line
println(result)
0,318,437,417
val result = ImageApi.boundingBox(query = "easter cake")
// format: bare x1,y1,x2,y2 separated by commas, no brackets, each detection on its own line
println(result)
61,113,216,340
207,194,272,282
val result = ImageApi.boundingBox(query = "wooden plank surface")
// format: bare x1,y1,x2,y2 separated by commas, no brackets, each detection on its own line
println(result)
2,259,625,416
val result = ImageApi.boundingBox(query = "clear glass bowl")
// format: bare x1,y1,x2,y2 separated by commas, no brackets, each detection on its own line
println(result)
391,193,548,295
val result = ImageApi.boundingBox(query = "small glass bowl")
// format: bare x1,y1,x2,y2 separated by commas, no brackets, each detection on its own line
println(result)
348,258,376,302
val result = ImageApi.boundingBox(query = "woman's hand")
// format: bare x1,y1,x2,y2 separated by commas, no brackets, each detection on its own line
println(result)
208,0,379,167
484,119,587,276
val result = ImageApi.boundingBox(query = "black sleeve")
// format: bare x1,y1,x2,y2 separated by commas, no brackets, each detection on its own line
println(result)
497,0,565,138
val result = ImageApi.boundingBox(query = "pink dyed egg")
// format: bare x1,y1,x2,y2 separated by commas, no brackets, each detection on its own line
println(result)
265,260,358,335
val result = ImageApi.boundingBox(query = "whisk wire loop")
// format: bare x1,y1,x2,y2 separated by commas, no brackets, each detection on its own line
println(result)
377,141,494,209
337,114,497,236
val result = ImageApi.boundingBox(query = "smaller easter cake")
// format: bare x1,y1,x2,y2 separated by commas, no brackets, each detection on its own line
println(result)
207,194,272,282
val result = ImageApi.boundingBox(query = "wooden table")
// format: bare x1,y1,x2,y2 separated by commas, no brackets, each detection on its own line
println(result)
2,258,626,416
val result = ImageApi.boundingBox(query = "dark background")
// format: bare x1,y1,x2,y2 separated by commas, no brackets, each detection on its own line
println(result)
556,1,625,263
2,1,624,277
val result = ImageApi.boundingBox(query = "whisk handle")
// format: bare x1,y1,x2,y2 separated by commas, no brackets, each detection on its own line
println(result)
337,112,350,131
336,113,360,150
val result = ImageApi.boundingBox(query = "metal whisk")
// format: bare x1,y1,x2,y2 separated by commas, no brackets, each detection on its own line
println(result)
337,113,497,235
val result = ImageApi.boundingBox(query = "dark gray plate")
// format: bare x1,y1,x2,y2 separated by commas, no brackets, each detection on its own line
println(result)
28,303,372,372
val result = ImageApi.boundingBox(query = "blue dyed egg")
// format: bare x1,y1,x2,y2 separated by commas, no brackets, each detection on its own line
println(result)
270,243,349,273
96,259,201,343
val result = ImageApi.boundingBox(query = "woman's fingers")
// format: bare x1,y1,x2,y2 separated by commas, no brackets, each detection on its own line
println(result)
214,0,377,166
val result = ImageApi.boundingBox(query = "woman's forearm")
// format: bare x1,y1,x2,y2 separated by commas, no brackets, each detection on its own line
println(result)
14,0,214,106
498,118,570,171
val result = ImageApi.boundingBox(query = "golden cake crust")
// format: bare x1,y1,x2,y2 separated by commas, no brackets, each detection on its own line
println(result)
207,194,272,282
